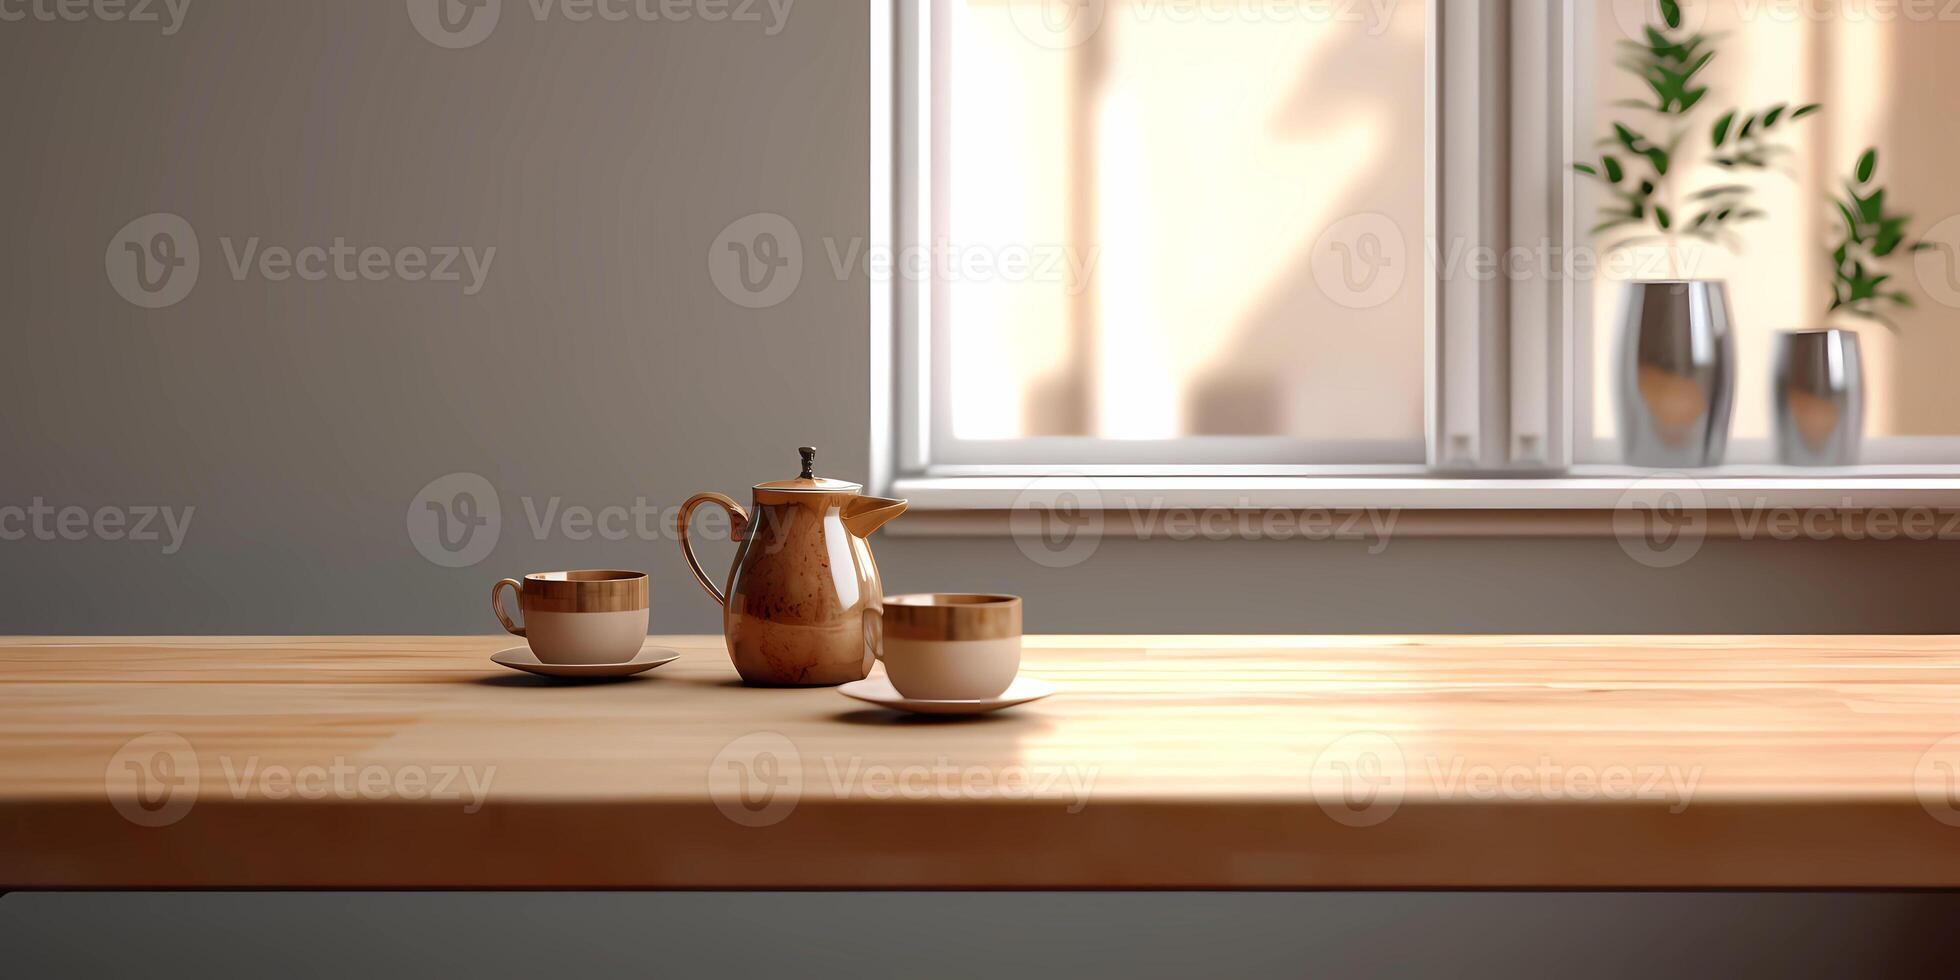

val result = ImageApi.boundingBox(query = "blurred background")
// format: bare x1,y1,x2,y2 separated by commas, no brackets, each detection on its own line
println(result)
3,0,1958,637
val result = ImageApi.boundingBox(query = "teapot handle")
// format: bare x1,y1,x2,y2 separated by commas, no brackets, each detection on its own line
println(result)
676,492,750,607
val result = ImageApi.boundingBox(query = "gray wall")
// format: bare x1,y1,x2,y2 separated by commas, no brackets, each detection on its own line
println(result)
5,891,1958,979
3,0,1956,637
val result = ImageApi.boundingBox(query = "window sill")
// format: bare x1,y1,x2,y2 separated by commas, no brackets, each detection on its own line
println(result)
884,470,1960,538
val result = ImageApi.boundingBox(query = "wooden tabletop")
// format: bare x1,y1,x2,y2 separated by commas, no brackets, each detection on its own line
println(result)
5,634,1960,889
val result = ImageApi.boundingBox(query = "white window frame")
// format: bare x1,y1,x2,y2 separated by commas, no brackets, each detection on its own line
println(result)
868,0,1960,514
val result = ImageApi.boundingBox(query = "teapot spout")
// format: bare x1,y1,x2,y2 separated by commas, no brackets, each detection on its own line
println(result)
842,495,908,538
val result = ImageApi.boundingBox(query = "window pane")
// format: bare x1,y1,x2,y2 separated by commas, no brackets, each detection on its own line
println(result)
941,0,1430,450
1585,1,1960,453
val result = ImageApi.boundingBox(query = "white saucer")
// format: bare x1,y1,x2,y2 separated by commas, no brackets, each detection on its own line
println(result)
838,676,1056,715
491,643,681,679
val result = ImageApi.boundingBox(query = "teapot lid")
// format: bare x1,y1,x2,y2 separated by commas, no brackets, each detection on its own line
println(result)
754,447,862,493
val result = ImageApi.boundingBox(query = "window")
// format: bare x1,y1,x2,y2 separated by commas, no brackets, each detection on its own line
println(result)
1578,2,1960,466
870,1,1960,510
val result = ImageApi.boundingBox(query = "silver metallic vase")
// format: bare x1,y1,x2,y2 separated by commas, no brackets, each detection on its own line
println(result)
1617,280,1735,468
1773,328,1863,466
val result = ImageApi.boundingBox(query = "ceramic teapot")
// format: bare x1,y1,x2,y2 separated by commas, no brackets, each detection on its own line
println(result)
677,447,907,686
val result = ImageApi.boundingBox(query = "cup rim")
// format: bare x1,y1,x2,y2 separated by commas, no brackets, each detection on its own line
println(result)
524,569,646,585
883,593,1021,641
886,593,1020,608
516,570,649,612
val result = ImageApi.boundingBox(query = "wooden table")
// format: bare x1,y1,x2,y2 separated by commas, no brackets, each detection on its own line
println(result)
5,635,1960,889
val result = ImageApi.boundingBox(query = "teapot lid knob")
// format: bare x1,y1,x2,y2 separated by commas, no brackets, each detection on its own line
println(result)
798,446,816,480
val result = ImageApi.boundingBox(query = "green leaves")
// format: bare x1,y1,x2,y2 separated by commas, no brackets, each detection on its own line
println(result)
1576,3,1818,258
1709,102,1818,168
1574,156,1630,183
1612,123,1671,175
1828,147,1919,329
1617,22,1712,115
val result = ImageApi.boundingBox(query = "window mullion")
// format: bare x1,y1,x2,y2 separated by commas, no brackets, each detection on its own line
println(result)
1430,0,1512,473
1506,0,1573,471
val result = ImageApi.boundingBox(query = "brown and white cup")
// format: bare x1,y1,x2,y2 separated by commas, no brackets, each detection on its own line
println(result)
492,570,649,665
881,594,1023,700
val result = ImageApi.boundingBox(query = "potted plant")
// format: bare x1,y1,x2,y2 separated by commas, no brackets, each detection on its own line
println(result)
1572,0,1817,467
1774,149,1929,466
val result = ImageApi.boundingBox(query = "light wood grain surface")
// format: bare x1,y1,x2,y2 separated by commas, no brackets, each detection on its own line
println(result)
5,635,1960,888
